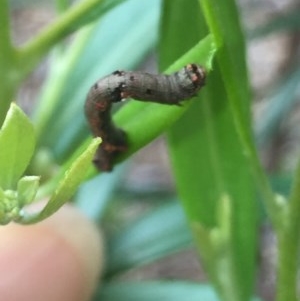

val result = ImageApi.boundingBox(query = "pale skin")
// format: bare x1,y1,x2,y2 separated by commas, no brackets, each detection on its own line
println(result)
0,204,103,301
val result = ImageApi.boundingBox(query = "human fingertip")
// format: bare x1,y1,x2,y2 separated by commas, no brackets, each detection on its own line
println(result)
0,204,104,301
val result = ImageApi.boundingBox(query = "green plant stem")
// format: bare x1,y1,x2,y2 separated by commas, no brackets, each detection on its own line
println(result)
0,0,18,127
55,0,71,13
277,235,298,301
34,25,95,140
244,143,279,228
276,158,300,301
0,0,13,61
17,0,105,73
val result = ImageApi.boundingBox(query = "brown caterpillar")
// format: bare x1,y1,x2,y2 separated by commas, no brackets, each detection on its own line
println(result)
85,63,206,171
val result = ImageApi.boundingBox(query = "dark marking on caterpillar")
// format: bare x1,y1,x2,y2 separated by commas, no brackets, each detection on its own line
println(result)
85,63,206,171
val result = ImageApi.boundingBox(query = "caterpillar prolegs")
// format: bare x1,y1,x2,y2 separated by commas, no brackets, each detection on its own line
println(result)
85,63,206,171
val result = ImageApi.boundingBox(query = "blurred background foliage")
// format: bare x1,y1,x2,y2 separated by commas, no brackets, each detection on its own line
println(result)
8,0,300,300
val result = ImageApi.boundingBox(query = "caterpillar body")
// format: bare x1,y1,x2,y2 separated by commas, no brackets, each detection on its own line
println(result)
85,63,206,171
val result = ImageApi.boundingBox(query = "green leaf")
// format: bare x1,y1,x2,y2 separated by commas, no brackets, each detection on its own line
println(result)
0,1,16,128
0,189,20,225
20,137,101,224
17,176,40,205
159,0,208,70
255,68,300,147
76,165,126,220
97,281,220,301
198,1,273,208
159,1,257,300
105,201,192,276
199,0,251,116
97,280,265,301
0,103,35,189
66,0,126,33
19,0,127,72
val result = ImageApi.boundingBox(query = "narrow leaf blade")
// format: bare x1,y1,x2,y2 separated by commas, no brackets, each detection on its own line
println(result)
0,103,35,189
